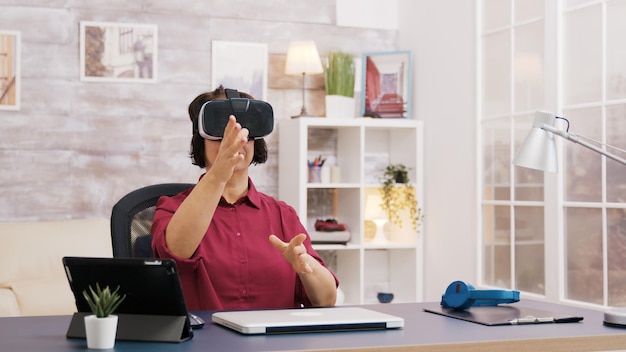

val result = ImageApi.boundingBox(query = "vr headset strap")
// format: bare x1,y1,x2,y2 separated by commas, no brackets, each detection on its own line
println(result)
225,88,240,99
194,88,241,133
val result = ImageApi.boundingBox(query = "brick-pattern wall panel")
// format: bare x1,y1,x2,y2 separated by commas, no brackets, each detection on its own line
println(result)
0,1,397,221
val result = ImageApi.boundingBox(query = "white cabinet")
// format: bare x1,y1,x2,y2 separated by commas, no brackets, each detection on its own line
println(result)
278,117,424,305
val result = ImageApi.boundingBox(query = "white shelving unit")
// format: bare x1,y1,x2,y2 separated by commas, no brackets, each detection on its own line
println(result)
278,117,424,305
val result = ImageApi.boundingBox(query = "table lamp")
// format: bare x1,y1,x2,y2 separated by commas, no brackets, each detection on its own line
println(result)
513,110,626,327
284,41,323,118
365,193,388,244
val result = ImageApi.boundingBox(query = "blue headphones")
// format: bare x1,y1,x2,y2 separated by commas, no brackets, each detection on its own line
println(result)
440,280,520,310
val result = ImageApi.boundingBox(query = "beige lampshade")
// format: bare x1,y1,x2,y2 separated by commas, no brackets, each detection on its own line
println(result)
284,41,323,75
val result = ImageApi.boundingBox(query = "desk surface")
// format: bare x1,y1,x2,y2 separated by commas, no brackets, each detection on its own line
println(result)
2,300,625,352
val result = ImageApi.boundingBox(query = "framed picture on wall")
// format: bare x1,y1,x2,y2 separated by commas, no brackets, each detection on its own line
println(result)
80,21,158,83
361,51,412,118
211,41,268,101
0,31,21,111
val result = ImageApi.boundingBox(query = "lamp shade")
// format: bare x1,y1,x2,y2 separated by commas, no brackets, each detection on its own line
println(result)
364,193,386,220
284,41,323,75
512,111,558,173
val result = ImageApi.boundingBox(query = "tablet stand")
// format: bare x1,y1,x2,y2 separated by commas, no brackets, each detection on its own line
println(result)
66,312,192,343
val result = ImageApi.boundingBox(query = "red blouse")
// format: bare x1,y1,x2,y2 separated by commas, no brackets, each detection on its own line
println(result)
151,177,337,311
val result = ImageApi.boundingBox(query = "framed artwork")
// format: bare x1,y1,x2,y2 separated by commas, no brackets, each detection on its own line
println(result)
0,31,21,111
211,41,268,101
80,21,158,83
361,51,412,118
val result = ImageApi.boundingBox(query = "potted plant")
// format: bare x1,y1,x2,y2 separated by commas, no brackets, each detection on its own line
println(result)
378,164,422,232
322,51,356,118
82,283,126,349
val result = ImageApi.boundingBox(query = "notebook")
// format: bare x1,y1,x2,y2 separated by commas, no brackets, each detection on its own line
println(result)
62,256,193,342
424,303,584,326
212,306,404,334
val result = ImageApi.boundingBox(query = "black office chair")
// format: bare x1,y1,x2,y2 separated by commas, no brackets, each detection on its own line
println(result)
110,183,194,258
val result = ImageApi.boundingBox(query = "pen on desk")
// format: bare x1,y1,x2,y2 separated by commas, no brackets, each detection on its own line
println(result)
508,316,583,325
554,316,584,323
508,316,554,325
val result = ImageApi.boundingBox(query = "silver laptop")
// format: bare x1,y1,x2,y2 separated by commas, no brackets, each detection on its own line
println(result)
211,306,404,334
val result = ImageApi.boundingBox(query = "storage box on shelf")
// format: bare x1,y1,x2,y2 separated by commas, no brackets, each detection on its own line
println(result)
278,117,424,305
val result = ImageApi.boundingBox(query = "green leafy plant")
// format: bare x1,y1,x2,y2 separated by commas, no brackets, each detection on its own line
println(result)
82,283,126,318
379,164,423,232
323,51,355,97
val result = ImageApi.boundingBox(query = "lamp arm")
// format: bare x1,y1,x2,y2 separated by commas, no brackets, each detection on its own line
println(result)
541,123,626,167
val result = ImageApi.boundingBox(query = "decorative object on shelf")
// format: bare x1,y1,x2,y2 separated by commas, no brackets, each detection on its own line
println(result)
284,41,323,118
314,218,347,232
377,292,394,304
82,283,126,349
322,51,356,118
379,163,422,232
330,166,341,183
361,51,412,118
311,219,350,244
309,230,351,244
364,193,389,243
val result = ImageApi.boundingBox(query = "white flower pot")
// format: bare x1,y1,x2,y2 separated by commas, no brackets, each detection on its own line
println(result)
84,314,118,349
325,95,356,119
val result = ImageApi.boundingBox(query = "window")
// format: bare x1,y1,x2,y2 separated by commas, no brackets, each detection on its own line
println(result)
480,0,546,296
562,0,626,306
480,0,626,307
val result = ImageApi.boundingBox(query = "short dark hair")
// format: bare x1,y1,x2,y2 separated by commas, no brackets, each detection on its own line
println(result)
188,86,268,168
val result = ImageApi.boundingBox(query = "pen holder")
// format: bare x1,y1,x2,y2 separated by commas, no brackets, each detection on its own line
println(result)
308,166,322,183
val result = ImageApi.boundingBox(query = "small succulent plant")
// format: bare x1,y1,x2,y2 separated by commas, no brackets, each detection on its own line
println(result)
82,283,126,318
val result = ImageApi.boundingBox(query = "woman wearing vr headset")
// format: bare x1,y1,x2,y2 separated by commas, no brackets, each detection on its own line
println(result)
150,86,338,311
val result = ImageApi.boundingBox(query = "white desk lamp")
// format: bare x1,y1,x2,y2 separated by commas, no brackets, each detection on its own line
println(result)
284,41,323,118
364,193,388,244
513,110,626,172
513,110,626,327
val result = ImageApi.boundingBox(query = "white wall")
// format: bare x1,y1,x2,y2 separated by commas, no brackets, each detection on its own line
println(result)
398,0,478,300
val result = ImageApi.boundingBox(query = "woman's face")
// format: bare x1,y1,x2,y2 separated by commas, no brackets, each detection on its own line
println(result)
204,139,255,172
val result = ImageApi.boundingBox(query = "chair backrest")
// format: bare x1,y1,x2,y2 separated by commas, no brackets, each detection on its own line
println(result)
110,183,194,258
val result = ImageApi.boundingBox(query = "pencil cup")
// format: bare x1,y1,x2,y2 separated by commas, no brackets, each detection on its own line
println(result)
308,166,322,183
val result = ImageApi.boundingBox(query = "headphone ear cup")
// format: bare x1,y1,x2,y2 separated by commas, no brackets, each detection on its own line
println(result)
442,281,474,310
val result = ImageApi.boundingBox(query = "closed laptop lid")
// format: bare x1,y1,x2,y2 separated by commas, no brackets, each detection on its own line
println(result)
211,306,404,334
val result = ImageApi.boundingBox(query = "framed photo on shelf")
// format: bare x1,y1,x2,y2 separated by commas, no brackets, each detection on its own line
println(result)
80,21,158,83
211,41,268,101
0,30,21,111
361,51,412,118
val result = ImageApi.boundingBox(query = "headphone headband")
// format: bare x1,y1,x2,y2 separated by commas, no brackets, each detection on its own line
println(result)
440,280,520,310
